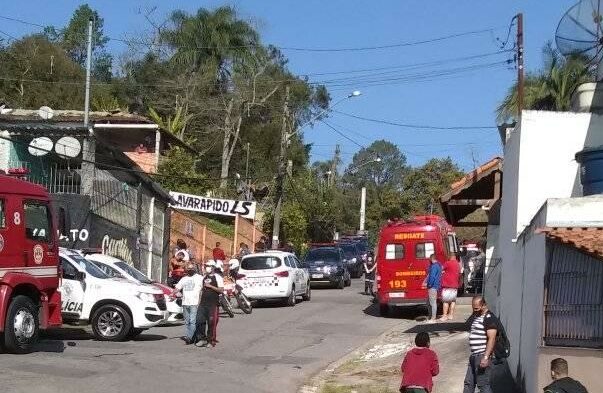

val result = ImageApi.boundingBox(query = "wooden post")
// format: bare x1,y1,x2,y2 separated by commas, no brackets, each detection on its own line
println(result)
233,214,239,257
201,225,207,262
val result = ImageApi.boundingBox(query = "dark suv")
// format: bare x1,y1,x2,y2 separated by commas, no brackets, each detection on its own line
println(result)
303,247,351,289
337,242,364,278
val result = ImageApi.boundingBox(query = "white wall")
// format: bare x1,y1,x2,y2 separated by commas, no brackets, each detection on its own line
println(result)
484,224,501,314
497,110,603,392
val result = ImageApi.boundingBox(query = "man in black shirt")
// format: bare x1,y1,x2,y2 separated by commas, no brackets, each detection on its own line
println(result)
544,358,588,393
194,260,224,348
464,296,498,393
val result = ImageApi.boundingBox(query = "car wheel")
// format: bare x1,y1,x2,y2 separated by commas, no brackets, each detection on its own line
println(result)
3,295,39,354
286,286,296,307
302,283,311,301
91,304,132,341
379,304,389,317
345,277,352,287
337,277,345,289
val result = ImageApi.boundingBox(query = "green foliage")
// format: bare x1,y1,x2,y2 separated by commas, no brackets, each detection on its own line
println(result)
343,140,408,189
281,202,308,252
497,42,593,123
148,106,193,140
156,147,209,196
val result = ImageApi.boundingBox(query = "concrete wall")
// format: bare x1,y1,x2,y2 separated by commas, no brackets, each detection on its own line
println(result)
538,347,603,392
483,224,501,313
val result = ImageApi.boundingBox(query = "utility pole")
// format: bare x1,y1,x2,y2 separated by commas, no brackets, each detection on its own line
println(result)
329,144,340,187
245,142,251,201
84,18,93,127
516,13,524,120
272,86,290,249
359,187,366,233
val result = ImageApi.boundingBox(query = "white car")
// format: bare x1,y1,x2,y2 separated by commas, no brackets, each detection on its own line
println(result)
238,251,311,306
85,253,183,324
58,248,168,341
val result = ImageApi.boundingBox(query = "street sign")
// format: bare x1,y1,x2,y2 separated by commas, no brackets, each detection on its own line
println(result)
169,191,256,219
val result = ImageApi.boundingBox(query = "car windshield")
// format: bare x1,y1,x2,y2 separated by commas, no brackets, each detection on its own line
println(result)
68,253,109,279
340,244,357,256
306,249,340,264
115,261,153,284
241,256,282,270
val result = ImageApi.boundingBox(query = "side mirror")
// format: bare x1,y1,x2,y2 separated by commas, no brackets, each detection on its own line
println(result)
76,271,86,281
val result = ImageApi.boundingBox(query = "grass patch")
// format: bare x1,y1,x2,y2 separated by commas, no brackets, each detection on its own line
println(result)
321,384,355,393
335,358,362,374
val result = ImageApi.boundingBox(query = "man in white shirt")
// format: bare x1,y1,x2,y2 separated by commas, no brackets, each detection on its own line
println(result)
171,262,204,344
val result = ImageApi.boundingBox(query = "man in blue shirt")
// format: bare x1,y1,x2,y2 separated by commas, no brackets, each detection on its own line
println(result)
423,253,442,323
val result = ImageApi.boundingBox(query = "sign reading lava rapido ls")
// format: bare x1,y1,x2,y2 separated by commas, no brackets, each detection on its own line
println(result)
169,191,256,219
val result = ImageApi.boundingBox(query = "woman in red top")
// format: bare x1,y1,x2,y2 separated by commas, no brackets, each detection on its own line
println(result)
401,332,439,393
440,258,460,321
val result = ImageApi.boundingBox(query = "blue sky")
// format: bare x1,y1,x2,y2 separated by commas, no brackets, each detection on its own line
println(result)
0,1,576,171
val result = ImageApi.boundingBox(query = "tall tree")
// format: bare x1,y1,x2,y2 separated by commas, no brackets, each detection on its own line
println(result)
497,43,593,123
343,140,408,189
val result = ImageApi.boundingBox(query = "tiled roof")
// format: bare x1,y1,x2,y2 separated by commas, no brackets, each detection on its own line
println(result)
449,157,502,192
536,227,603,258
0,109,152,123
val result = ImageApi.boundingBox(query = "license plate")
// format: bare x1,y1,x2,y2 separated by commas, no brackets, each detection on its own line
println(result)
389,292,405,298
312,274,324,279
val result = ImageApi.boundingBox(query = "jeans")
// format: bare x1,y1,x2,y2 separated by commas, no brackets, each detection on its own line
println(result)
427,288,438,319
463,353,493,393
182,305,198,340
195,303,219,344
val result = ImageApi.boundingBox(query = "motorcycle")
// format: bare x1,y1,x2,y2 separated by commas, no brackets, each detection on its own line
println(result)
222,278,253,315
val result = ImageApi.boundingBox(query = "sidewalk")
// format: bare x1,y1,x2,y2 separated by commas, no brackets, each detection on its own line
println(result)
299,304,520,393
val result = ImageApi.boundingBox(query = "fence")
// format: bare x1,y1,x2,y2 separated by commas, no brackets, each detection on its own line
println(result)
461,257,502,296
8,160,82,194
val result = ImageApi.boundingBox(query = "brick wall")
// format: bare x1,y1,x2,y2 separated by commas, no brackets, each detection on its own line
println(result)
169,210,264,263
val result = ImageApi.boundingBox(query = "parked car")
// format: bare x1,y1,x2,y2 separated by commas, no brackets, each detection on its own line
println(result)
238,251,311,306
337,242,364,278
303,247,351,289
85,253,183,324
58,248,168,341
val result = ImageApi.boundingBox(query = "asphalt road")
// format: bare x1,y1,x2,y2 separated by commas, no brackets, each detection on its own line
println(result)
0,279,404,393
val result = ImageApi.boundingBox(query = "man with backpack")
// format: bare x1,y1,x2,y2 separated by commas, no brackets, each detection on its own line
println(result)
463,296,508,393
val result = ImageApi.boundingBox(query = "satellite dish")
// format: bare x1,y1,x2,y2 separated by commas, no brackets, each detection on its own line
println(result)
55,136,82,158
556,0,603,76
38,106,54,120
28,137,53,156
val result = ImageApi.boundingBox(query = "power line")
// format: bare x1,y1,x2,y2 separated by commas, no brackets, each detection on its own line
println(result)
320,120,365,149
0,14,505,53
332,110,498,130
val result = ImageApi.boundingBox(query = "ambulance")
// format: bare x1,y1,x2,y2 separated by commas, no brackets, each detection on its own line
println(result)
375,215,459,316
58,248,168,341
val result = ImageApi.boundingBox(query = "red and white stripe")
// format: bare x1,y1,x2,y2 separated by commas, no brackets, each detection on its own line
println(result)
0,266,58,279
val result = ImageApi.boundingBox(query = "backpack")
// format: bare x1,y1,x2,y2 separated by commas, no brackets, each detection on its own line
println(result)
494,316,511,359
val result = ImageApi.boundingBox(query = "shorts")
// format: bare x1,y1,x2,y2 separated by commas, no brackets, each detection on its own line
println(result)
442,288,458,303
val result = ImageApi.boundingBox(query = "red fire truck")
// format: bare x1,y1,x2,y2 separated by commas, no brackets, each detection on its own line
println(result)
0,173,62,353
375,215,459,316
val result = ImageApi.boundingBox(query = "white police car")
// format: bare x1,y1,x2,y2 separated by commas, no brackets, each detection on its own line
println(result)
238,251,310,306
58,248,168,341
85,253,183,324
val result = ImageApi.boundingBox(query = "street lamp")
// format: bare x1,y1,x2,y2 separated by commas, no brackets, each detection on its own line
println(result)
345,156,382,234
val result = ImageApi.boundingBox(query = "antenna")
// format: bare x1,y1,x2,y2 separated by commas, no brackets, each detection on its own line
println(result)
38,106,54,120
556,0,603,78
55,136,82,158
28,137,53,156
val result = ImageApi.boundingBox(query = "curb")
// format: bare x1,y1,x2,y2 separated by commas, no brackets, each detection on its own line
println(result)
297,319,408,393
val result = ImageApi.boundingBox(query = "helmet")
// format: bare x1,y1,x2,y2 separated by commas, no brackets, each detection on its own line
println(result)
215,260,224,269
228,258,240,270
206,260,217,267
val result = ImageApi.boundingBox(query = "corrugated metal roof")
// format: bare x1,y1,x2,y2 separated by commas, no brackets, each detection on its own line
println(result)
537,227,603,259
0,109,152,123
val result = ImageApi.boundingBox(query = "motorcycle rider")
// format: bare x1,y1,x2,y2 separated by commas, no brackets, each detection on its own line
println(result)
364,252,376,295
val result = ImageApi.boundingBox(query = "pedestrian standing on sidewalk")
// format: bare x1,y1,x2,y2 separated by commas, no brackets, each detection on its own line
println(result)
364,252,376,295
440,256,460,321
463,296,498,393
194,260,224,348
212,242,226,261
422,254,442,323
170,262,203,345
543,358,588,393
400,331,439,393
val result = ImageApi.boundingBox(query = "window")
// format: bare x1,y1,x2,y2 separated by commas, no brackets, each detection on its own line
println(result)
90,261,123,279
306,249,340,263
0,199,5,228
60,257,78,280
385,244,404,260
288,256,298,269
415,242,435,259
24,201,52,242
241,256,281,270
447,234,459,255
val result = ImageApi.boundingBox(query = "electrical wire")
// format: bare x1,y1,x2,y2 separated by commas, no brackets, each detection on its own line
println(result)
320,120,366,149
332,110,498,130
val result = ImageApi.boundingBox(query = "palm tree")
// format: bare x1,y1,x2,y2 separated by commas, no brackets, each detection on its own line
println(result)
161,6,260,83
497,43,594,123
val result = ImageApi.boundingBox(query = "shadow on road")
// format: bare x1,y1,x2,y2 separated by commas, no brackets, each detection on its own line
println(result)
40,327,168,347
362,302,427,321
404,322,467,335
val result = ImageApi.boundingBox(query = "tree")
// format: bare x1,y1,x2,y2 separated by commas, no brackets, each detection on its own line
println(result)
497,43,593,123
156,147,209,196
401,157,464,215
0,35,85,108
343,140,408,189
